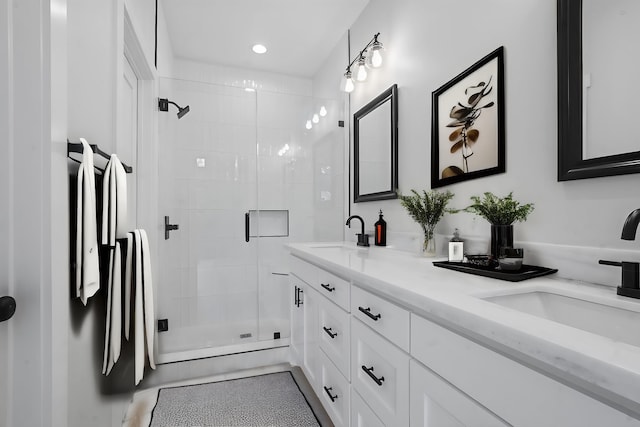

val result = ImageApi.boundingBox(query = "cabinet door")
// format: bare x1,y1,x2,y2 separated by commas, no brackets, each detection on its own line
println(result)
351,388,384,427
410,360,509,427
303,284,320,389
319,297,350,379
351,318,409,426
290,276,305,367
319,351,350,427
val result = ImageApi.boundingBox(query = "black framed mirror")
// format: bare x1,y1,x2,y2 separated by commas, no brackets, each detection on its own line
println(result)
558,0,640,181
353,84,398,202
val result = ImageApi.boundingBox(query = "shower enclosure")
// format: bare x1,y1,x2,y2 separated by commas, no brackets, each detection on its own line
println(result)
155,77,345,362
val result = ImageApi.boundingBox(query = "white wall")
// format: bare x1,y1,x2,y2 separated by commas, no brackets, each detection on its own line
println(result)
346,0,640,261
66,0,161,425
311,32,350,241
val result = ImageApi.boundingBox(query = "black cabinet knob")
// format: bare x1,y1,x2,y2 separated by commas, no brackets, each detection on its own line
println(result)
0,296,16,322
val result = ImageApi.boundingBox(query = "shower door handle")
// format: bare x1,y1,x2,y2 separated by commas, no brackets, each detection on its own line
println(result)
245,212,250,242
164,216,179,240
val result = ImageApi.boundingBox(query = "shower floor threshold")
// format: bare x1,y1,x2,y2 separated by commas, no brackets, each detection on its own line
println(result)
157,338,290,365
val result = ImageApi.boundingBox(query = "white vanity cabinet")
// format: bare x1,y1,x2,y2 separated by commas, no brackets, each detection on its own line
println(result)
290,255,352,427
411,313,640,427
289,244,640,427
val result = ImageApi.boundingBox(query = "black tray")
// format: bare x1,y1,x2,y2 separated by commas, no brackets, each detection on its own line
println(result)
433,261,558,282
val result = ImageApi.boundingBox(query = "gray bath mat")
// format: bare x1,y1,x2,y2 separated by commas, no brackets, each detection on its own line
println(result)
149,371,321,427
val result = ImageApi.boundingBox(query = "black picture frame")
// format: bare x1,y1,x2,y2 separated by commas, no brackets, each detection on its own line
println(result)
557,0,640,181
431,47,505,188
353,84,399,203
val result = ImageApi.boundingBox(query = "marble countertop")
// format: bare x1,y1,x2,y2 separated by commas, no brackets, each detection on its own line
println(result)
287,241,640,417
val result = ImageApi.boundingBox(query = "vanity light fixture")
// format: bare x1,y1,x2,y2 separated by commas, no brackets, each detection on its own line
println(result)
340,32,384,92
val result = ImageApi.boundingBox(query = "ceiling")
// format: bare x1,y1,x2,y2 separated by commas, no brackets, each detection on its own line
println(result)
160,0,370,78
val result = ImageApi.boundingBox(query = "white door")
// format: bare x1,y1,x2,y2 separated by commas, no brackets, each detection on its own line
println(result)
0,2,12,423
119,55,138,230
1,1,53,425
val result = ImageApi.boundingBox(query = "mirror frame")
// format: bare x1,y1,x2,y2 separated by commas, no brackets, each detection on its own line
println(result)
353,84,398,203
558,0,640,181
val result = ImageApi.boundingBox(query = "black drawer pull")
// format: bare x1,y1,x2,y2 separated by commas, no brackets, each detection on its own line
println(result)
362,365,384,386
320,283,335,292
358,306,381,321
323,326,338,339
324,386,338,402
295,287,303,307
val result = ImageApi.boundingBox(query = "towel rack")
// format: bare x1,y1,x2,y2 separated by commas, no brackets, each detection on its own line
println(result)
67,140,133,173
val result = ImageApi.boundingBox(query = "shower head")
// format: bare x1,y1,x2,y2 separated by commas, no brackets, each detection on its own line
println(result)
177,105,190,119
158,97,191,119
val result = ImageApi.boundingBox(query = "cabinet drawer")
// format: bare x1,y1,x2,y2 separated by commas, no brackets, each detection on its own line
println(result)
351,388,384,427
290,255,317,286
291,255,351,311
316,268,350,311
351,285,410,351
410,314,640,427
410,359,508,427
351,318,409,427
319,351,350,427
319,298,350,379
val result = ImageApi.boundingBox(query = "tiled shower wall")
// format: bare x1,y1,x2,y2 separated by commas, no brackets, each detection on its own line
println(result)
156,66,344,355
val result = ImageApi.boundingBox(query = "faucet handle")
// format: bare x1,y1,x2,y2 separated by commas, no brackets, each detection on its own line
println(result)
599,260,640,298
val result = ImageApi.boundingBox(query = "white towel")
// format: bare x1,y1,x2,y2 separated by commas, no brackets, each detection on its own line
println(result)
124,233,133,341
140,229,156,370
101,154,128,246
102,242,123,376
110,242,122,371
101,159,113,246
113,159,128,239
133,230,144,385
101,248,114,375
75,138,100,305
132,229,156,385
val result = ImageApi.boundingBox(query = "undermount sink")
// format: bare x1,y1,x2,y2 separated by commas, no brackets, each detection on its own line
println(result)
482,290,640,347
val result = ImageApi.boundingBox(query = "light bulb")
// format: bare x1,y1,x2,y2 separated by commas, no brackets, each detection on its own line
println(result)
356,56,367,82
312,114,319,124
319,106,327,117
370,48,383,68
367,39,384,68
341,70,355,93
305,120,312,130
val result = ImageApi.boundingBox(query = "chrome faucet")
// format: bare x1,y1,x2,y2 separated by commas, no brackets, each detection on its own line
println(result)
346,215,370,247
599,209,640,299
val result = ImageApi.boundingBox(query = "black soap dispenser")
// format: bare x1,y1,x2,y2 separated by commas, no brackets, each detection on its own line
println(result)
374,210,387,246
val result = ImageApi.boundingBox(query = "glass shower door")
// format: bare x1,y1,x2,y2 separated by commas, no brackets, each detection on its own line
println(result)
156,78,259,355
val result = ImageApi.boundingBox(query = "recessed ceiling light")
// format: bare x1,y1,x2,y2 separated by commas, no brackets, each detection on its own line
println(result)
252,44,267,54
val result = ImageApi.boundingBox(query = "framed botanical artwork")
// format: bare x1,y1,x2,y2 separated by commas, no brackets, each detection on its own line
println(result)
431,46,505,188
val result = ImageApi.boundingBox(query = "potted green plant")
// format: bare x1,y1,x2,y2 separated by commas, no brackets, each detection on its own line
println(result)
399,189,456,256
463,192,534,259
